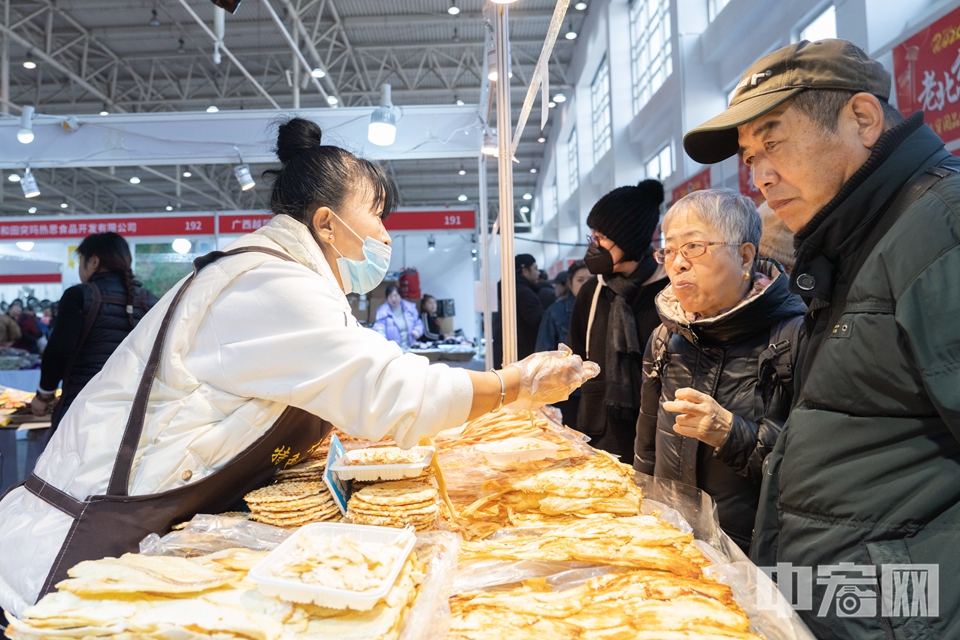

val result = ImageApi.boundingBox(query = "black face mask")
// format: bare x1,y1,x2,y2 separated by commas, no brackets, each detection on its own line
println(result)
584,243,615,275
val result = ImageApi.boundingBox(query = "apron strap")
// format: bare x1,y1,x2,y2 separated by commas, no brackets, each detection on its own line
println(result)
106,246,296,496
24,473,83,518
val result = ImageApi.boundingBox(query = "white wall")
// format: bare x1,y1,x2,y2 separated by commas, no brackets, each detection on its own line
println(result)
522,0,960,250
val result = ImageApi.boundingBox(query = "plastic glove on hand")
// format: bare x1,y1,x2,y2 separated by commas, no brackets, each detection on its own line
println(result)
504,343,600,411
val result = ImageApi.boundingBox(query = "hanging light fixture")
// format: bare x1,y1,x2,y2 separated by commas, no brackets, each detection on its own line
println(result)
553,93,567,103
367,84,397,147
234,164,255,191
20,168,40,198
481,130,497,156
129,176,141,184
183,171,192,178
149,9,161,26
172,238,192,254
18,106,35,144
458,194,468,202
22,60,36,70
311,67,326,78
28,206,37,214
206,105,219,112
427,235,436,251
7,173,20,183
448,0,460,15
575,2,588,9
486,43,512,81
491,0,519,4
233,146,255,191
177,37,186,54
327,95,339,105
16,242,34,252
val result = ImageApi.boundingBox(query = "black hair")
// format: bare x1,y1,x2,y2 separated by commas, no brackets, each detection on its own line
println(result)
385,284,401,298
263,118,400,242
791,89,906,134
420,294,436,314
567,259,589,280
76,232,137,325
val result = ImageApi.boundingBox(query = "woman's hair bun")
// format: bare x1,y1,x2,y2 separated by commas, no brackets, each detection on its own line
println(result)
275,117,323,164
635,178,665,206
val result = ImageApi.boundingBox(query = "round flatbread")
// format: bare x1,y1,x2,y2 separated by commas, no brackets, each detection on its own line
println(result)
347,511,437,528
245,480,324,504
250,505,341,525
348,502,439,518
351,481,437,506
253,495,334,513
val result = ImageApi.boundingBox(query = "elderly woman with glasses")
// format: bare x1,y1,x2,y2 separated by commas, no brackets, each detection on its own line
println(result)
634,189,806,552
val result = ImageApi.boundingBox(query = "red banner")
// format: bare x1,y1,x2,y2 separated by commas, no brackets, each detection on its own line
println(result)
894,6,960,143
671,168,711,204
384,209,474,231
0,215,214,240
0,273,61,284
219,214,274,234
739,161,765,205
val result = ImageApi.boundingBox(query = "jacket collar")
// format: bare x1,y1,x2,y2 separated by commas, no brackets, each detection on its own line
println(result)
656,258,806,345
790,112,946,302
253,214,341,290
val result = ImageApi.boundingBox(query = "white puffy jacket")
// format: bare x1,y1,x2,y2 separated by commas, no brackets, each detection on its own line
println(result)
0,215,473,617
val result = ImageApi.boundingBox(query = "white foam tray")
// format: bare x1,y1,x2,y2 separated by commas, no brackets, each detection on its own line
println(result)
329,446,434,482
249,522,416,610
475,437,561,464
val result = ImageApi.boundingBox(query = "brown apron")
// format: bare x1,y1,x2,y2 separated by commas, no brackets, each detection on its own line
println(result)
22,247,331,598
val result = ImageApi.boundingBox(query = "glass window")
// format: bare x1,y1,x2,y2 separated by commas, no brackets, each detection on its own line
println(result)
568,128,579,194
591,56,612,163
552,178,560,219
708,0,731,22
645,144,673,180
800,5,836,42
630,0,673,115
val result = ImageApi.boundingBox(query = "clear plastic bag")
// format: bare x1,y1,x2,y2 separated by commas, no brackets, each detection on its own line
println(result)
139,514,292,556
399,531,459,640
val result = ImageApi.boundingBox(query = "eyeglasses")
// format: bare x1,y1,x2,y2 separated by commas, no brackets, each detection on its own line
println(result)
586,232,606,245
654,241,738,264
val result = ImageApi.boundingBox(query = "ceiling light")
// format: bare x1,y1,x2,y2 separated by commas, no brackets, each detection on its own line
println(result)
206,105,219,112
183,171,192,178
548,101,557,108
165,204,174,211
367,84,397,146
22,60,36,70
149,9,160,26
20,169,40,198
452,27,460,43
458,169,466,176
172,238,192,255
456,98,465,106
18,105,35,144
129,176,141,184
311,68,326,78
60,201,69,209
575,2,588,9
481,130,497,156
486,44,512,81
491,0,519,4
8,173,20,183
458,194,468,201
177,38,186,54
522,193,533,200
448,0,460,15
28,207,37,214
234,163,255,191
565,31,577,40
520,206,530,214
427,235,436,251
327,95,339,105
99,110,109,116
16,242,34,252
553,93,567,103
530,168,538,174
538,137,546,143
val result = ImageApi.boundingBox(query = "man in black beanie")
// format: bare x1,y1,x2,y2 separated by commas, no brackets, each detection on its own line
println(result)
491,254,545,368
568,179,668,460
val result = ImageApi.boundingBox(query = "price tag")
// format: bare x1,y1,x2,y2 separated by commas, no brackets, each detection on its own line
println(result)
323,434,351,515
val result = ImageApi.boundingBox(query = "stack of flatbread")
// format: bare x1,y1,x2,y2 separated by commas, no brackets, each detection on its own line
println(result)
245,480,342,528
346,481,439,532
4,547,425,640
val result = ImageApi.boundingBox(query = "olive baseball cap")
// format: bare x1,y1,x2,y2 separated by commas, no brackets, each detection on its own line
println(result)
683,39,892,164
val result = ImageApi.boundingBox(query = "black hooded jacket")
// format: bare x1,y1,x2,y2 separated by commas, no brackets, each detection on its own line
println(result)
634,258,805,550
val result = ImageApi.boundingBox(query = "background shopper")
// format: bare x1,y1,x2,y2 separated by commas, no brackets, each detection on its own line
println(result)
373,284,422,349
568,179,668,460
492,254,545,367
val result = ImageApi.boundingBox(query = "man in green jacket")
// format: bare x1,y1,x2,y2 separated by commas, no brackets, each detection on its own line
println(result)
684,39,960,639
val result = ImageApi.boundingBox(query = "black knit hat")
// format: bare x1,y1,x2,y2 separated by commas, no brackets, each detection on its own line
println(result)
515,253,536,271
586,179,664,261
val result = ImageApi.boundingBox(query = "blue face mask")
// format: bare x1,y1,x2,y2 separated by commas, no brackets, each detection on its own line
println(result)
329,212,392,295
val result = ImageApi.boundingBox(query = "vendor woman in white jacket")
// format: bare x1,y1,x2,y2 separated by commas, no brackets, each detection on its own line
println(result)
0,118,597,620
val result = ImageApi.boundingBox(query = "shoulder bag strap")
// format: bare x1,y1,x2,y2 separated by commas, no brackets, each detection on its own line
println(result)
106,246,296,496
61,282,102,386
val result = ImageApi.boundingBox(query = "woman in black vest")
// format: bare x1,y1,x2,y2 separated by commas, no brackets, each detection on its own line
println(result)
31,233,158,430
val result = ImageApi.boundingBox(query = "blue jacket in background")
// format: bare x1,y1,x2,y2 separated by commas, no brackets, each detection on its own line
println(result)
373,299,423,348
536,295,575,352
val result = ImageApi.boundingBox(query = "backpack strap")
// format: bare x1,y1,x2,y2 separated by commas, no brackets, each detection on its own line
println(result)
759,316,804,397
650,324,671,378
